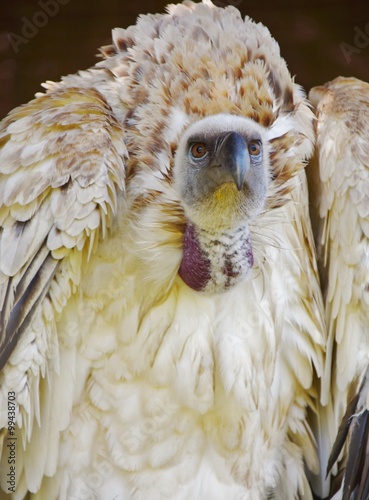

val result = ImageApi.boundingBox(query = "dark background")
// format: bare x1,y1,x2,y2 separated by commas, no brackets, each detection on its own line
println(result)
1,0,369,119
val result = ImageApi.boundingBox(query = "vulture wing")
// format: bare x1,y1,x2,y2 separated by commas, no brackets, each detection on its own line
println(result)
307,76,369,499
0,86,126,493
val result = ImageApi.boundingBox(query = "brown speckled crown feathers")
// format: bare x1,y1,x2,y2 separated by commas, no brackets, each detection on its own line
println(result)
55,1,314,212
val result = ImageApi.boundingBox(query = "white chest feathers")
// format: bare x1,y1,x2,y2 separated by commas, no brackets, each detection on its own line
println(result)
51,261,314,500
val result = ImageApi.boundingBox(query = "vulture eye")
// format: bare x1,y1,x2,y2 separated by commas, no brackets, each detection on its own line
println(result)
248,141,261,156
190,142,208,160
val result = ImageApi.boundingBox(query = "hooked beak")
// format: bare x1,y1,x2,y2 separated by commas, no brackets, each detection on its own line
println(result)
211,131,249,191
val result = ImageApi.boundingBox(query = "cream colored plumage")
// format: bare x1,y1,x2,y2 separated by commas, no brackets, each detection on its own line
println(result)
0,1,333,498
307,77,369,499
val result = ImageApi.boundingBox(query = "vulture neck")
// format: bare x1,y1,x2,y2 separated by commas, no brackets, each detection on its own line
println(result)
178,222,254,293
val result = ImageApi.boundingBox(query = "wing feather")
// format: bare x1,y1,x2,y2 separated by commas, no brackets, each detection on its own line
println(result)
327,368,369,500
1,251,58,369
327,391,360,476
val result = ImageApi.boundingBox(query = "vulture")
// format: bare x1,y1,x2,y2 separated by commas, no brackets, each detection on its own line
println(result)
0,1,367,499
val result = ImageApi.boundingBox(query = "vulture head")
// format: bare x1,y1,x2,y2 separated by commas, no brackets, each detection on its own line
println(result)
174,113,270,293
98,0,314,295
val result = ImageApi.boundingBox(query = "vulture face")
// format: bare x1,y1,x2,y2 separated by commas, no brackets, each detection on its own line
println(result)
174,114,270,293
